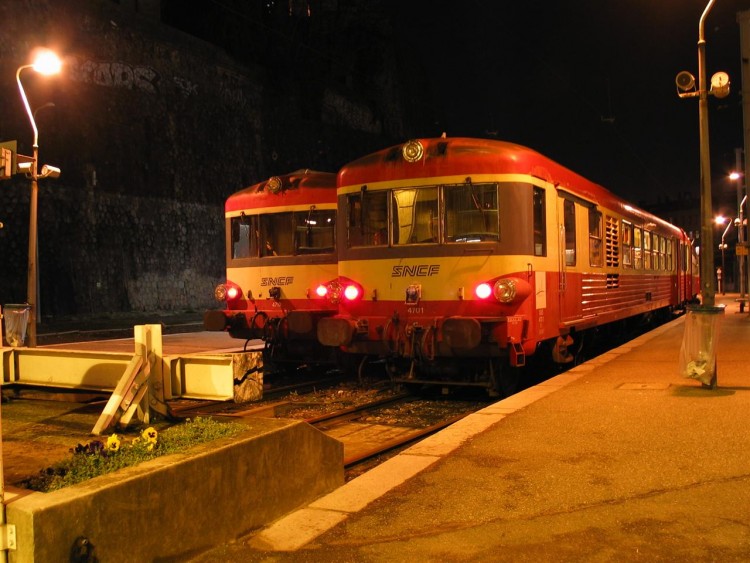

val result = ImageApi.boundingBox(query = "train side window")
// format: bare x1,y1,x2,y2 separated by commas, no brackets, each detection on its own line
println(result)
392,187,439,244
445,182,499,243
563,199,576,265
643,230,652,270
588,208,603,267
667,239,674,271
533,187,546,256
622,221,633,268
230,214,257,259
295,208,335,254
634,227,643,269
660,236,667,270
347,189,388,247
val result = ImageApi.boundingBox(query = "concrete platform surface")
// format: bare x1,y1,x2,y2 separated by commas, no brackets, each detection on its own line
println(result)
190,294,750,562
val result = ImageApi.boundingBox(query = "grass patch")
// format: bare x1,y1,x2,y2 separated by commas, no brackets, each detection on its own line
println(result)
22,417,246,492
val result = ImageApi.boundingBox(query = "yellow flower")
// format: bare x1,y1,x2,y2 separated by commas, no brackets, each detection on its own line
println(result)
141,427,158,444
131,437,141,446
106,434,121,452
146,442,155,452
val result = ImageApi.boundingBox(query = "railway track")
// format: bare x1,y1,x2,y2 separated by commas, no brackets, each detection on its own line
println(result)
169,389,485,476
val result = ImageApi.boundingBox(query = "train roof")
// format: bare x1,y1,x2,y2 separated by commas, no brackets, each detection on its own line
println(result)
225,169,337,213
338,137,685,238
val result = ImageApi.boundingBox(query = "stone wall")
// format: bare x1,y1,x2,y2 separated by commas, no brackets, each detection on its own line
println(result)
0,0,424,318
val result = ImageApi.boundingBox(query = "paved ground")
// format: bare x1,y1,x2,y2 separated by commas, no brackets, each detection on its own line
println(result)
188,294,750,562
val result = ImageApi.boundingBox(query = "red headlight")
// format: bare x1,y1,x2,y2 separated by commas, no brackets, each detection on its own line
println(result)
475,283,493,300
343,284,360,301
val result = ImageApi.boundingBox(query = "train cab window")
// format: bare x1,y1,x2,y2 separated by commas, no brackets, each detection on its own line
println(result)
622,221,633,268
643,231,652,270
563,199,576,265
533,187,546,256
260,212,295,256
230,214,258,259
392,187,439,244
445,182,499,243
295,207,335,254
588,208,603,267
634,227,643,269
347,189,388,247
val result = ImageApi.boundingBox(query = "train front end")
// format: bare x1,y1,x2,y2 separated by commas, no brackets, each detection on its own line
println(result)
317,138,552,394
204,170,339,367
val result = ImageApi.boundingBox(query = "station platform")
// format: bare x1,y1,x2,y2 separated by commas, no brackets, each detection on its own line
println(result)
193,294,750,562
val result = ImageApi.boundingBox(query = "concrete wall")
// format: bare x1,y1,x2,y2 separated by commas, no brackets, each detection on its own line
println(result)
6,418,344,562
0,0,424,317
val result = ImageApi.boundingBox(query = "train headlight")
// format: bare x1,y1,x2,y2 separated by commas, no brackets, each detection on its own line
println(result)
315,284,328,298
343,284,361,301
475,283,493,300
214,284,227,302
214,283,242,302
493,279,517,303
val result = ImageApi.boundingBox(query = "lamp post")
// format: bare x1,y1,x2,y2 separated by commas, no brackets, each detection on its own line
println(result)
720,220,731,294
730,165,747,298
16,49,62,347
676,1,728,390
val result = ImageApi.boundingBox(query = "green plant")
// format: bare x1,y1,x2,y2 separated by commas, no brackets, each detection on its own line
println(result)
22,417,245,492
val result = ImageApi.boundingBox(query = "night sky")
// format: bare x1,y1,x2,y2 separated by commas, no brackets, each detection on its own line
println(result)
390,0,749,204
166,0,750,205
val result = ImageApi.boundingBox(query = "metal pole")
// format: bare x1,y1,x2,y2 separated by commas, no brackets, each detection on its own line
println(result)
738,11,750,299
16,64,39,347
735,149,746,297
698,0,717,307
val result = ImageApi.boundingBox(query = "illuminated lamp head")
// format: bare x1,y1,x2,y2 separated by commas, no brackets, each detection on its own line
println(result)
476,277,530,304
475,283,493,300
214,282,242,302
343,284,361,301
315,284,328,298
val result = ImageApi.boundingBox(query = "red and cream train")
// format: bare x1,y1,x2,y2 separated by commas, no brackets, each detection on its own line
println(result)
206,138,700,392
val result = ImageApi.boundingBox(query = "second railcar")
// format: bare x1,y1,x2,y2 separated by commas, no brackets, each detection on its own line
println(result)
204,169,339,366
317,137,699,394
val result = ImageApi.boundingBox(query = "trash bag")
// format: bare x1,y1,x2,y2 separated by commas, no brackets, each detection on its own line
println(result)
3,304,30,347
679,304,724,386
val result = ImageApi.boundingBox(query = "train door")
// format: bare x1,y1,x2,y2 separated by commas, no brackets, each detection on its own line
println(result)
556,194,582,323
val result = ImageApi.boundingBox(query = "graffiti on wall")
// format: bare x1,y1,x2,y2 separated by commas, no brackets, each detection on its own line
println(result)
65,55,160,94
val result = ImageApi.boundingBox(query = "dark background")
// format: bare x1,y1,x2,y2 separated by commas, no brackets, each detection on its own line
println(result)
1,0,748,318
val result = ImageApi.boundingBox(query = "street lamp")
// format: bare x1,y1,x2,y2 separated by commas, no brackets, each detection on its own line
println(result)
16,48,62,347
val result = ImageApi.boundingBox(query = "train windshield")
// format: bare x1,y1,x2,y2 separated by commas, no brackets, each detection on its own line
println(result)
346,182,500,247
229,208,335,259
444,182,499,242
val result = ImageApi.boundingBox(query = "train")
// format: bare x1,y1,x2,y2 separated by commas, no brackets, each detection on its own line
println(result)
203,169,339,370
205,138,699,395
313,137,700,395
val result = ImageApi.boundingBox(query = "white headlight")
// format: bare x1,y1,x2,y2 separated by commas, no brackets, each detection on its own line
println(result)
493,279,517,303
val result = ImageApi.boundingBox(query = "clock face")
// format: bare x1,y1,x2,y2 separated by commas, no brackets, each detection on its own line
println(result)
711,72,729,88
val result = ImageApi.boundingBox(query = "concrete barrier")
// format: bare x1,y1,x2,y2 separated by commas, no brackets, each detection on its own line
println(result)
4,418,343,562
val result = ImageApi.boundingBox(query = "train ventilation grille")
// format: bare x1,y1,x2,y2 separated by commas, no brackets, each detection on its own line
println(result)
607,273,620,289
606,215,619,267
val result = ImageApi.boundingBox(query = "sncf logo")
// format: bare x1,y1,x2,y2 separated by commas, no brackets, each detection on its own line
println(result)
391,265,440,277
261,276,294,286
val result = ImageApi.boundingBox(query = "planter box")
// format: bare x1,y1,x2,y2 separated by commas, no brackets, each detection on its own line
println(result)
5,418,343,562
